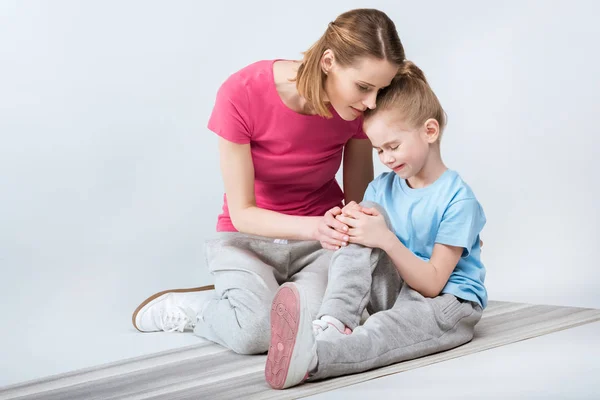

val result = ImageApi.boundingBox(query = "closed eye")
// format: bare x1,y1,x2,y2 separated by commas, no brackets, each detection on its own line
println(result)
391,145,399,150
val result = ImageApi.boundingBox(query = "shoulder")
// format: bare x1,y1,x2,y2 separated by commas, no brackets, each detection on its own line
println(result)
218,60,273,98
437,171,485,223
363,172,395,202
370,172,397,191
438,170,480,204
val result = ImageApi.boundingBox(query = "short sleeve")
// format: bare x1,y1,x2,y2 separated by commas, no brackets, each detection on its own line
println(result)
435,199,486,257
351,117,368,139
362,180,377,203
207,76,252,144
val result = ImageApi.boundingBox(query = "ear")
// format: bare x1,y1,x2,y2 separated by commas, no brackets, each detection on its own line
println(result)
320,49,335,75
423,118,440,144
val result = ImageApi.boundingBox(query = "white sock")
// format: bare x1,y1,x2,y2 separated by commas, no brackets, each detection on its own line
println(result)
308,315,345,375
320,315,346,332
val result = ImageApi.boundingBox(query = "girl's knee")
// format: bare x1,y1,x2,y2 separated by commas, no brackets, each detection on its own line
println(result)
359,201,392,227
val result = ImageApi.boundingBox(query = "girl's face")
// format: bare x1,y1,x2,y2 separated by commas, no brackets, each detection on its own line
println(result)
323,56,398,121
364,110,433,180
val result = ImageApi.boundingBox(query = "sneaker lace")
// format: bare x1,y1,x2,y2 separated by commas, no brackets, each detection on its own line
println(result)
160,306,197,332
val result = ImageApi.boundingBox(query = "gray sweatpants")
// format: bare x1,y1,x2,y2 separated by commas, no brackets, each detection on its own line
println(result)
311,202,483,380
194,232,331,355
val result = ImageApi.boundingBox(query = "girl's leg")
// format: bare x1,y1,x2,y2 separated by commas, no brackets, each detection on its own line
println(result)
265,282,481,388
311,284,483,380
317,201,401,330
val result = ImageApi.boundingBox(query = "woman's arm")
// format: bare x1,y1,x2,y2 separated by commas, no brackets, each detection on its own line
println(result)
219,138,349,247
342,139,374,204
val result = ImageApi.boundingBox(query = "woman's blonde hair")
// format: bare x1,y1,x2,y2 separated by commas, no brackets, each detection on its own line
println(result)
296,9,405,118
365,61,447,134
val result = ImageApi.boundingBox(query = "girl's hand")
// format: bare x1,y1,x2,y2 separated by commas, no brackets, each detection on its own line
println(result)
341,201,363,215
335,206,392,249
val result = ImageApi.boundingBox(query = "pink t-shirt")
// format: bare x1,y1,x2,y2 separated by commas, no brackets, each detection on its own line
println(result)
208,60,368,232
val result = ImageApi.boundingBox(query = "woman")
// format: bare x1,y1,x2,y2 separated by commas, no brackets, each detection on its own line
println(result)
132,8,405,355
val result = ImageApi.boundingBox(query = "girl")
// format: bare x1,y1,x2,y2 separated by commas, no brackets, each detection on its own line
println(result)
265,61,487,388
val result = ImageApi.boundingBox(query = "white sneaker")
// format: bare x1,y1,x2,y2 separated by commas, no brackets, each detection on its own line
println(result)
265,283,317,389
132,286,215,332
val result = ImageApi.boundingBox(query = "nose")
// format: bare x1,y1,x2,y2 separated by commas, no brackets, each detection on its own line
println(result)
385,153,395,164
363,91,377,110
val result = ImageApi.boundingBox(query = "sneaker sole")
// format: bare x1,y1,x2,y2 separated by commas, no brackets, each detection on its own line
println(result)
265,283,303,389
131,285,214,332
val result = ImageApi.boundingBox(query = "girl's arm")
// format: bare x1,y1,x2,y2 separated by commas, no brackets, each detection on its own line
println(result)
381,233,462,298
337,206,462,297
342,139,374,205
219,138,349,247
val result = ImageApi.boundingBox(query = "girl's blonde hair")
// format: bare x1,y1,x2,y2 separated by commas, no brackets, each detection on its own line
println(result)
296,9,405,118
365,61,447,134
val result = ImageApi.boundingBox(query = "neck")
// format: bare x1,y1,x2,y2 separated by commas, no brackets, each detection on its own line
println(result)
407,144,447,189
274,60,315,115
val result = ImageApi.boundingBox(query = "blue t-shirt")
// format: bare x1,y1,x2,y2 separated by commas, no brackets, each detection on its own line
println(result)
363,169,487,308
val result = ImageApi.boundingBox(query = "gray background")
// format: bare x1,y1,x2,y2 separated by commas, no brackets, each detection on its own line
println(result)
1,0,598,388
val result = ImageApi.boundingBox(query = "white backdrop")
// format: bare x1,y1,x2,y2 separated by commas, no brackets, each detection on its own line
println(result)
1,0,599,386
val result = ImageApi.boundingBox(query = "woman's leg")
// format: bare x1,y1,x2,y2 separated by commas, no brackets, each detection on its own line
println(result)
195,233,291,354
287,241,332,321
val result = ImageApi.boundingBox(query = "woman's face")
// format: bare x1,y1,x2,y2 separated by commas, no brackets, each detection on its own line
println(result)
323,55,398,121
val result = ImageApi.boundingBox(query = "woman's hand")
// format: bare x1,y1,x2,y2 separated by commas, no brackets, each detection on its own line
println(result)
315,206,350,250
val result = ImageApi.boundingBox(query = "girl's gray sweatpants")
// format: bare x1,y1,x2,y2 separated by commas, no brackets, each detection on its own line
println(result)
311,201,484,380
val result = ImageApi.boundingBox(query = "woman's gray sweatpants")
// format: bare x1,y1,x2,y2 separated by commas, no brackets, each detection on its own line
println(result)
194,232,332,355
311,201,484,380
